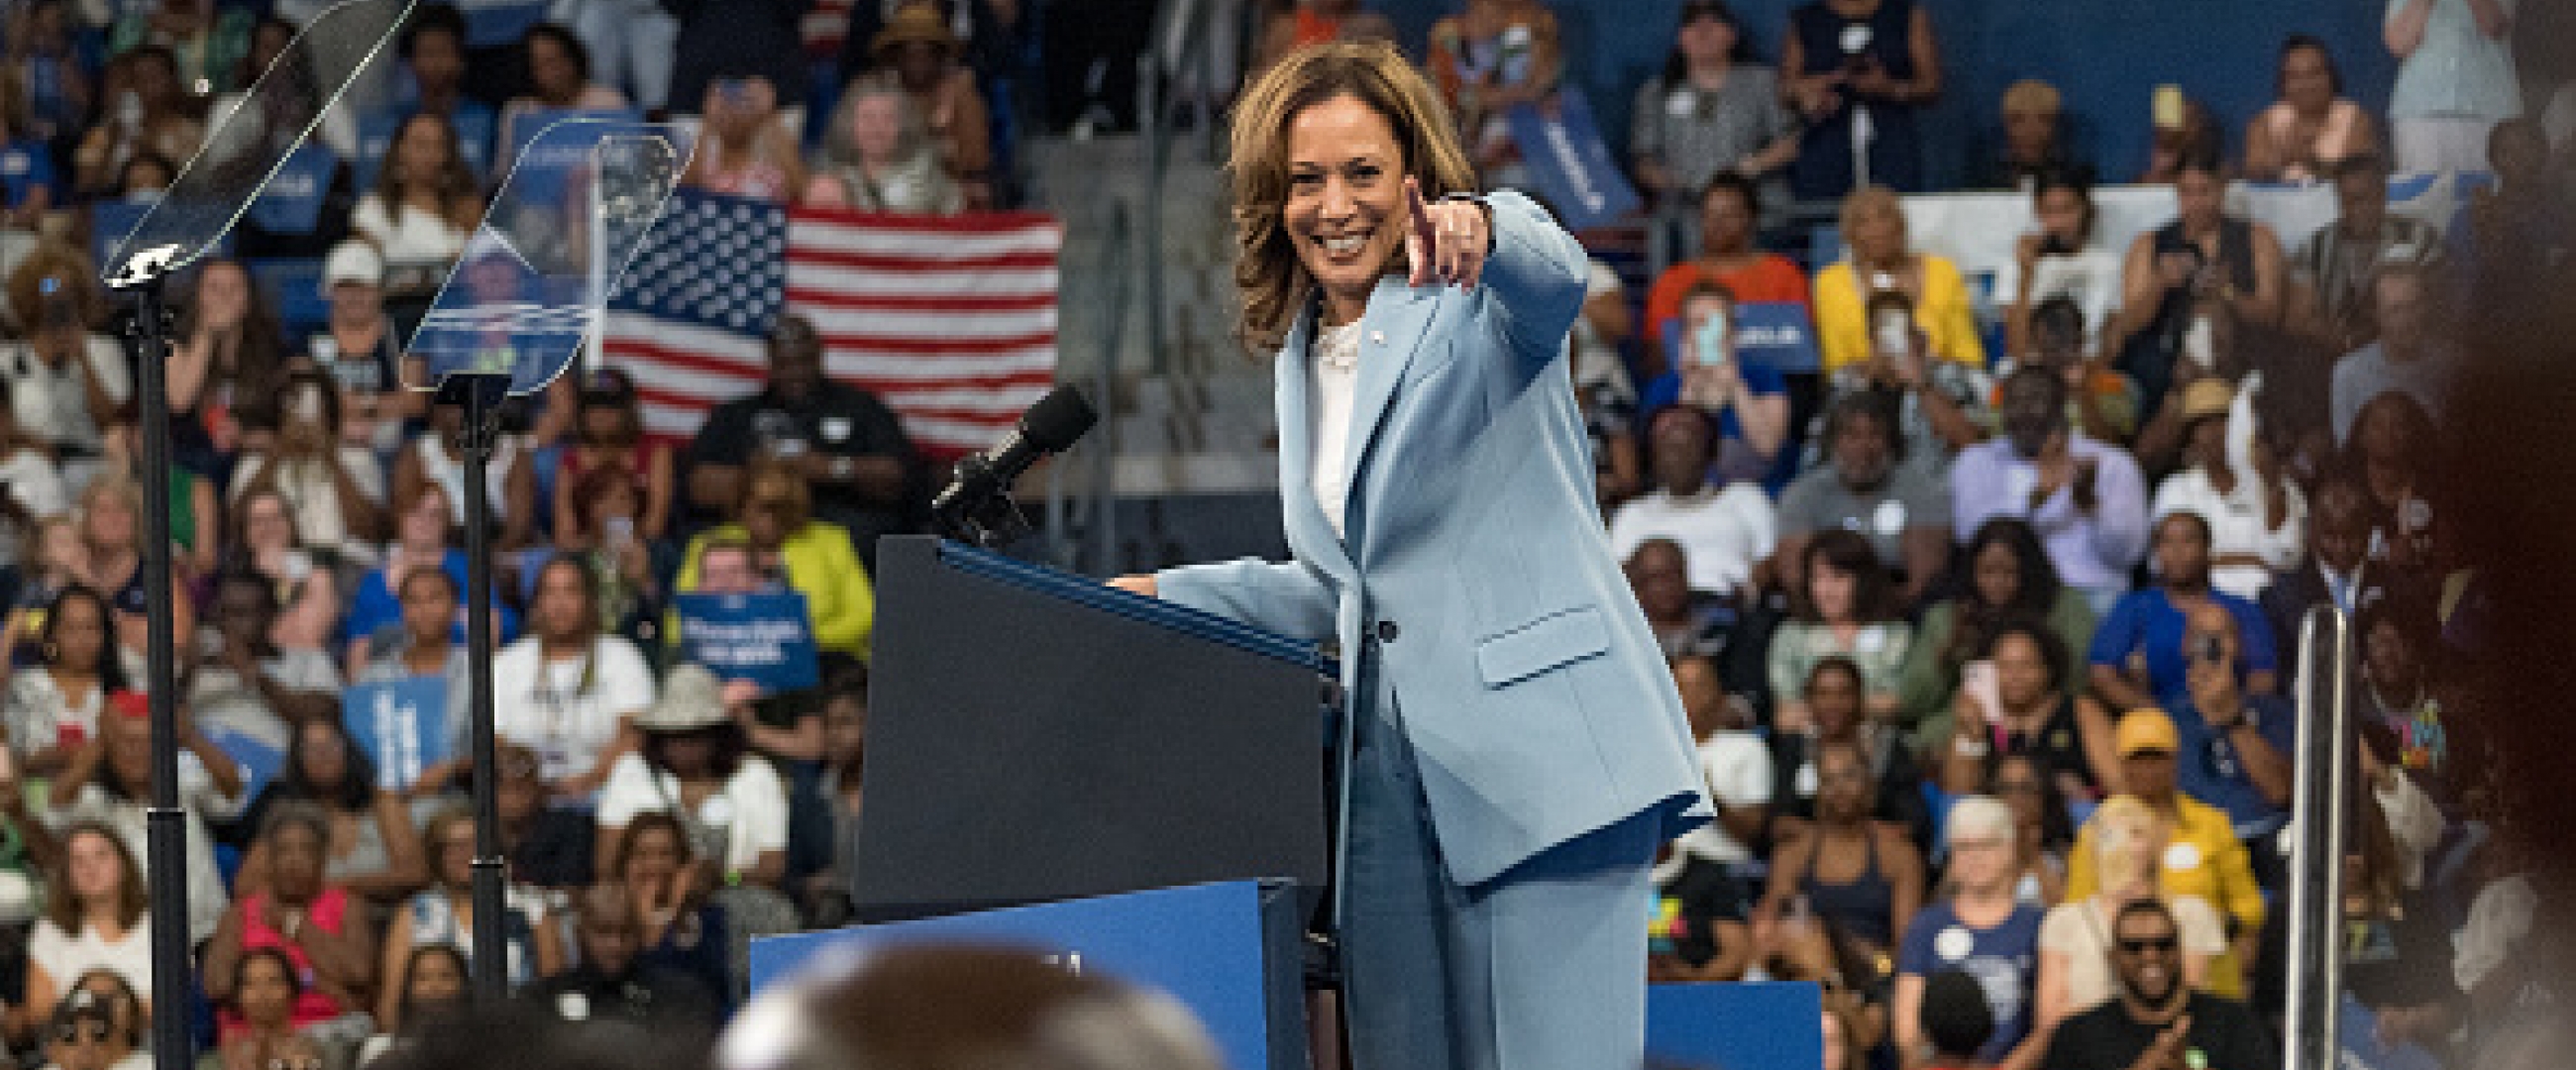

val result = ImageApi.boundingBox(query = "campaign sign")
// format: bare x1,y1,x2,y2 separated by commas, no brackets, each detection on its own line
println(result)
1504,88,1641,232
200,724,282,802
246,145,337,234
1734,300,1822,374
343,676,451,791
677,591,821,692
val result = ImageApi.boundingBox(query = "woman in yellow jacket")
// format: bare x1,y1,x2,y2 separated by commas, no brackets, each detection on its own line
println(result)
672,461,875,660
1812,185,1987,374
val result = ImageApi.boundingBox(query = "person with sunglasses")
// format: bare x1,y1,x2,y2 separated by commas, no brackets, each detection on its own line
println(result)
2038,898,2276,1070
2062,710,2266,1001
38,986,145,1070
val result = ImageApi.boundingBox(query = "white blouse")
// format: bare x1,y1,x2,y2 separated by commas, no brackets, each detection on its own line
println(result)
1308,317,1365,541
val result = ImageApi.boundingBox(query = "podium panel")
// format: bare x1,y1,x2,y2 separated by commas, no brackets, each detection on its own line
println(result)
854,537,1334,919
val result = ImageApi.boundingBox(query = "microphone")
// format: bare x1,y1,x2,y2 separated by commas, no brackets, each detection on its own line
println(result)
933,385,1098,547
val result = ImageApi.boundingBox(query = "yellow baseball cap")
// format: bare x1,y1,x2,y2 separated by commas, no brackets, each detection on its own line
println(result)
2116,708,2180,757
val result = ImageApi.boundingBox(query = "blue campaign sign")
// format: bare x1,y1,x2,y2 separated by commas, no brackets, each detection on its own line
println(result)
1503,88,1641,232
1734,300,1822,374
676,591,821,692
343,676,452,791
90,200,152,269
1648,982,1823,1070
200,724,283,802
246,145,337,235
501,107,645,180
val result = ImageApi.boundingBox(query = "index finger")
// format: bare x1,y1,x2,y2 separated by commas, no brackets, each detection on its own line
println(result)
1406,175,1435,244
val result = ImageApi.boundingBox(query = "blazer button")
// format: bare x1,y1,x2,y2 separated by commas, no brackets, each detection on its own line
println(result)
1376,620,1400,643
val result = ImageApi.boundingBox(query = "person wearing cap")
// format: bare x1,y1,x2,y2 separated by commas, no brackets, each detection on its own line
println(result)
304,239,418,455
40,985,147,1070
1953,366,2149,615
2034,796,2227,1026
844,4,991,205
2064,710,2264,999
2152,376,2305,600
594,664,789,890
1892,797,2045,1070
2289,153,2446,353
2328,264,2455,447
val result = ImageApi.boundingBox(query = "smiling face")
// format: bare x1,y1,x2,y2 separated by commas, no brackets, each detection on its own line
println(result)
1285,94,1408,327
2279,45,2333,114
847,92,904,163
1807,557,1857,624
243,492,295,554
620,822,684,887
2112,908,2185,1007
195,262,251,329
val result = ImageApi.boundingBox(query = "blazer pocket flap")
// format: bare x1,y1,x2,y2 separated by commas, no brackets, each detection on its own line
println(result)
1475,606,1610,688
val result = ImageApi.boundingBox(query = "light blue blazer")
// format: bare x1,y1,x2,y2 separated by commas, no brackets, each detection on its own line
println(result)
1157,192,1712,888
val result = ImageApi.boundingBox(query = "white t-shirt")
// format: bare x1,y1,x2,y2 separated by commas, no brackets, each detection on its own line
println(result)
28,915,151,995
2151,468,2307,600
351,195,470,266
489,635,656,786
1671,730,1773,865
2038,894,2227,1016
1309,317,1364,541
0,335,130,458
1606,482,1777,596
594,751,790,875
2000,246,2125,351
228,448,388,560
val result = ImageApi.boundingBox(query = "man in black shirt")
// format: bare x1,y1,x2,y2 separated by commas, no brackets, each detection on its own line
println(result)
2042,899,2277,1070
526,883,723,1047
685,314,920,571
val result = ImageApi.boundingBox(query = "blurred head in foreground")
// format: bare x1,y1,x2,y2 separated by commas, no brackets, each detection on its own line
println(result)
717,943,1226,1070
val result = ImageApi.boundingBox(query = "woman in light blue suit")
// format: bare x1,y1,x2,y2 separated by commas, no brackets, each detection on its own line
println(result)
1109,42,1711,1070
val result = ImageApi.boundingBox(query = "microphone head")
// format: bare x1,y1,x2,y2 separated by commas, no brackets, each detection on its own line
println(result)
1019,385,1098,452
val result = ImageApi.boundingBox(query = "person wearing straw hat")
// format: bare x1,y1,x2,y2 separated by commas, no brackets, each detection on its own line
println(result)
593,664,790,891
851,3,992,206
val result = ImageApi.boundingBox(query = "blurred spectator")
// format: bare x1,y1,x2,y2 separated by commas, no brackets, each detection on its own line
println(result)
230,370,387,567
792,675,865,926
1755,736,1927,963
1928,620,2119,808
2033,796,2225,1026
228,487,344,653
4,587,127,778
113,153,175,199
562,461,670,657
1895,518,2094,736
1629,1,1798,234
75,476,196,666
1426,0,1560,185
0,377,72,565
524,882,721,1043
41,985,146,1070
2138,95,2223,186
70,48,203,198
2257,474,2374,661
596,665,790,889
850,5,993,206
1892,798,2044,1070
1607,406,1774,600
362,943,468,1064
26,824,144,1025
552,0,680,112
2,517,87,661
1573,249,1639,508
2065,713,2264,998
803,84,965,214
302,241,414,457
5,0,94,148
353,569,472,757
230,716,427,905
1975,79,2092,193
2036,898,2276,1070
1774,389,1951,603
186,569,341,756
1989,752,2076,907
2151,377,2304,599
2354,585,2478,816
714,941,1228,1070
169,258,291,477
1816,187,1986,376
2289,155,2445,351
2159,602,2296,851
207,15,361,160
391,401,541,552
1769,657,1929,837
346,482,518,676
605,813,732,1004
1627,541,1768,717
108,0,251,93
0,78,59,230
1820,982,1873,1070
97,418,223,582
201,805,378,1038
1954,368,2149,613
1770,531,1911,729
1820,293,1989,475
2000,172,2122,366
1910,970,1996,1070
499,25,630,152
2345,392,2444,584
2330,264,2455,445
676,462,875,661
2462,119,2574,338
2337,786,2464,1060
376,806,564,1016
2113,155,2287,415
1251,0,1396,74
2089,512,2280,712
2385,0,2521,175
1638,282,1793,480
1641,173,1810,363
1663,652,1771,913
492,556,655,798
685,314,918,575
1779,0,1941,196
2242,35,2379,184
4,246,130,489
682,76,805,204
204,948,327,1070
492,741,594,890
554,369,673,547
394,5,487,132
352,111,483,310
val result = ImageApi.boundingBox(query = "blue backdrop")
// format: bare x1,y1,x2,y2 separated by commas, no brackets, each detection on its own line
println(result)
1370,0,2399,190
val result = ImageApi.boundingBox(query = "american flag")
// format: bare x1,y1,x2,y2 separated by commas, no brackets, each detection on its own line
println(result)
603,189,1062,461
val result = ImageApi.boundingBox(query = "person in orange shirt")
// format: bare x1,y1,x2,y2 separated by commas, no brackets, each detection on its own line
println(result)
1642,172,1811,375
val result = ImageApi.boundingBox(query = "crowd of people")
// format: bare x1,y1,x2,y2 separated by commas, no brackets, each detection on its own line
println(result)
0,0,2563,1068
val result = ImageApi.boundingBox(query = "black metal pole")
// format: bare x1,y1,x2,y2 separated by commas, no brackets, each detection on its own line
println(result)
445,374,509,1005
124,270,191,1070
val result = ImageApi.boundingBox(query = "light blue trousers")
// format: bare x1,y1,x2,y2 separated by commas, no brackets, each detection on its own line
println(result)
1339,668,1660,1070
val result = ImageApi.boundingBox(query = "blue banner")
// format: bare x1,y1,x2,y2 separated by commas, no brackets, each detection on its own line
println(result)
676,590,821,693
1503,89,1641,232
1733,300,1822,374
90,200,152,270
500,107,645,183
200,724,282,802
246,145,337,235
343,676,452,791
454,0,551,49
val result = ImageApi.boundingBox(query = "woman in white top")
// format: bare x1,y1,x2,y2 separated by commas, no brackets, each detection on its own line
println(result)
350,111,483,288
389,401,538,551
2003,171,2123,362
229,371,386,569
1,587,127,778
594,664,788,888
27,822,153,1022
490,556,654,798
228,487,344,654
803,83,964,215
2033,795,2225,1026
2150,376,2304,600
